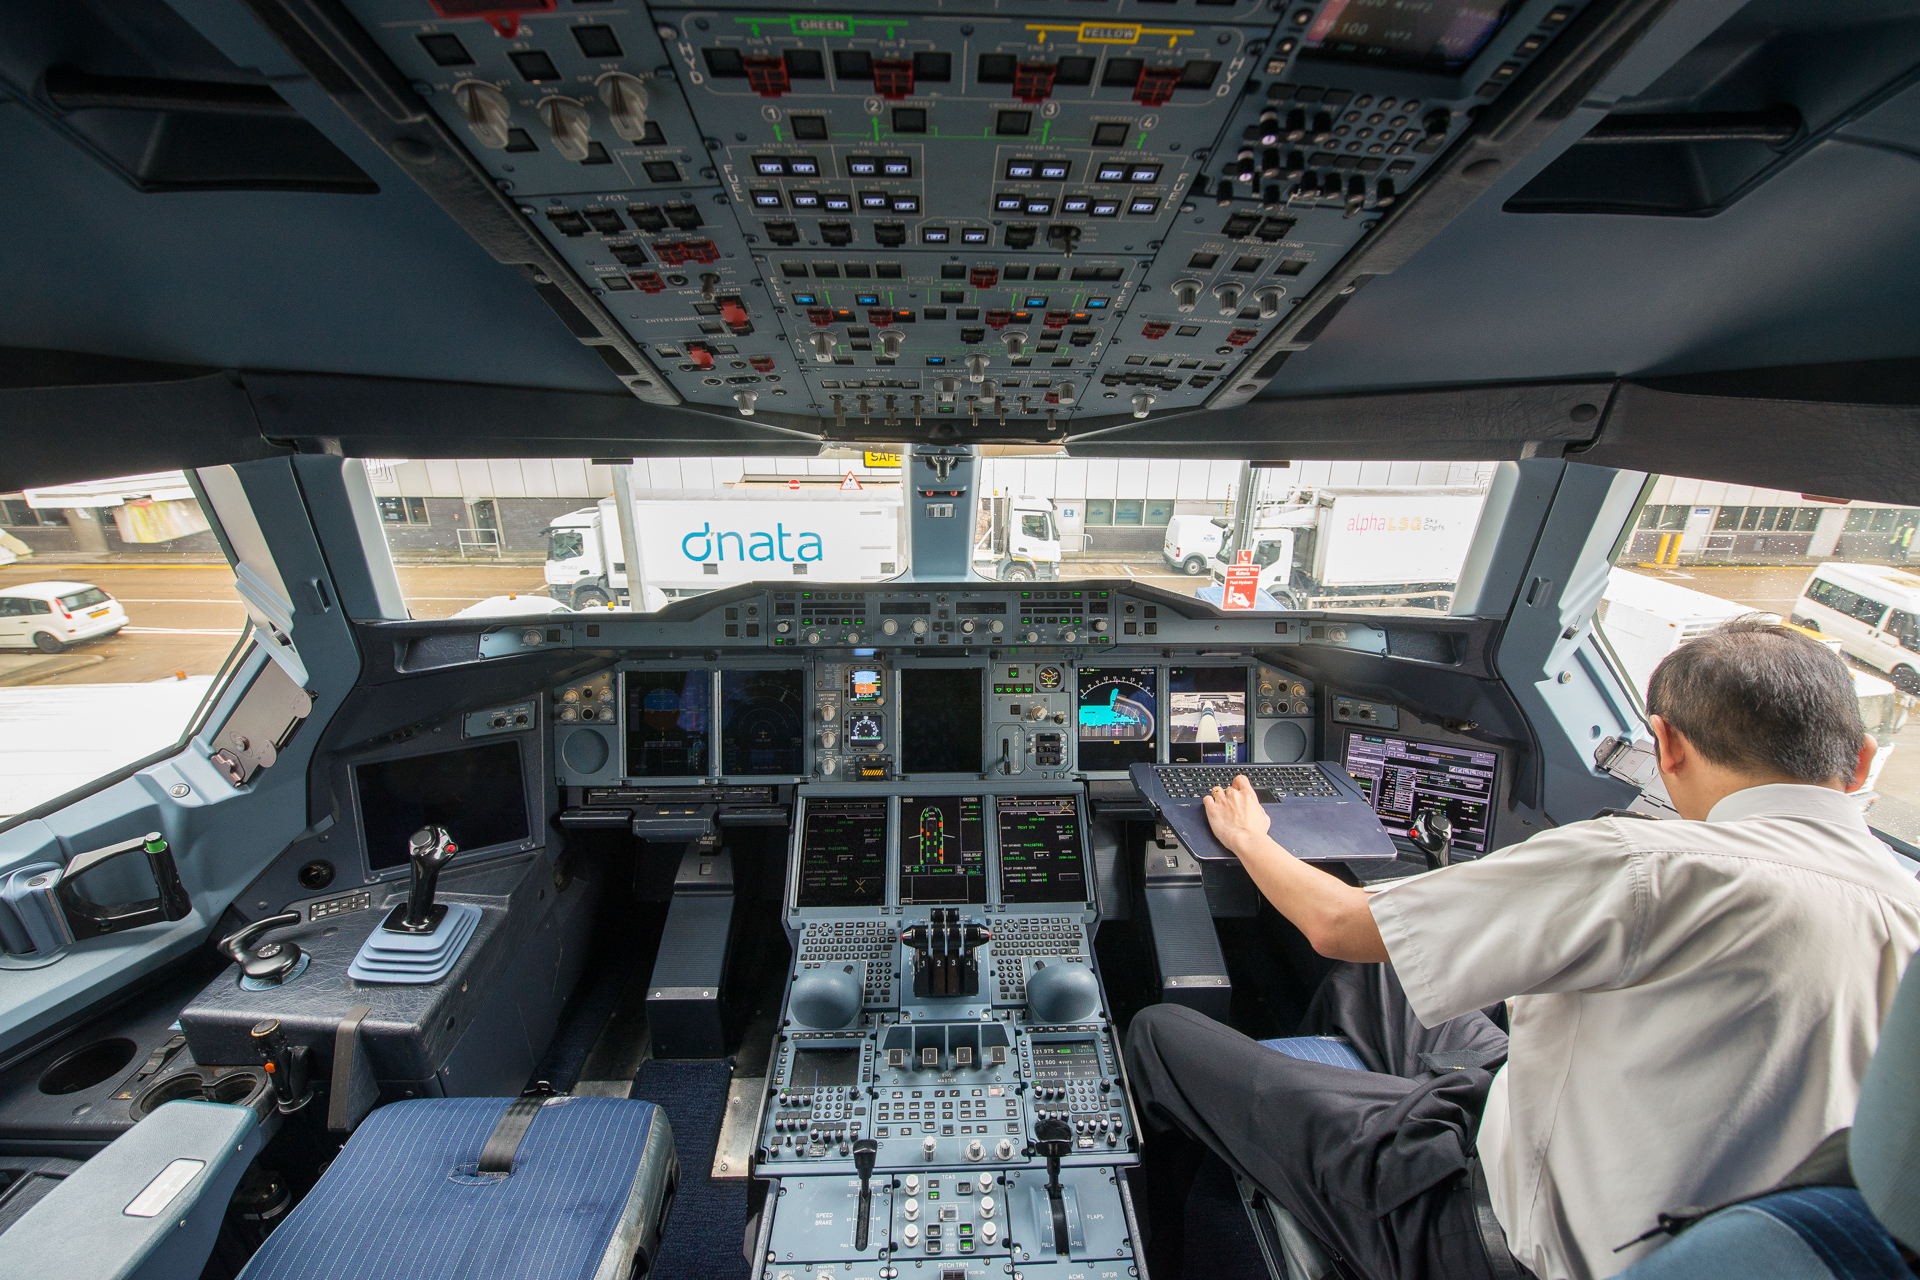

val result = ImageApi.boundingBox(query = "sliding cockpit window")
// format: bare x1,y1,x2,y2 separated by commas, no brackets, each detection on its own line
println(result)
0,472,250,823
355,455,910,619
1599,474,1920,843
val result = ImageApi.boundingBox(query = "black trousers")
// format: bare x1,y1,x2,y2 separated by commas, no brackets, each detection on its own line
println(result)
1125,963,1512,1280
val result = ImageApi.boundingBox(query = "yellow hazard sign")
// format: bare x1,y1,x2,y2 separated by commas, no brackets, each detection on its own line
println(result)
863,451,902,468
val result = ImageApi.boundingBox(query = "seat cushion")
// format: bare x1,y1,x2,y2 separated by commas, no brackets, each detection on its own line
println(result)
1259,1035,1367,1071
1616,1188,1909,1280
240,1096,675,1280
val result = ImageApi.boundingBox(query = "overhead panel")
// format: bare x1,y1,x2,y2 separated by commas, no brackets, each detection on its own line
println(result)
325,0,1598,431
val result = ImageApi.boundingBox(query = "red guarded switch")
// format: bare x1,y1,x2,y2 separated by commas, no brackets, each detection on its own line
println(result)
683,239,720,264
808,308,833,327
1142,322,1171,339
719,297,753,335
629,272,666,294
1226,328,1258,346
1134,66,1181,107
984,309,1013,329
872,60,914,100
749,356,775,372
743,56,790,98
970,267,999,289
868,308,899,327
1044,311,1074,330
1014,63,1057,104
686,343,716,370
652,241,688,266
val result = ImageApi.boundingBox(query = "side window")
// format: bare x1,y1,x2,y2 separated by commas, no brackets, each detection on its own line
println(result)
1020,514,1048,539
1891,611,1920,651
1,472,246,823
1853,594,1891,626
1806,579,1836,608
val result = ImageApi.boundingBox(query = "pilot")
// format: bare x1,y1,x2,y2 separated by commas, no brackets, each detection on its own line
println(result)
1126,618,1920,1280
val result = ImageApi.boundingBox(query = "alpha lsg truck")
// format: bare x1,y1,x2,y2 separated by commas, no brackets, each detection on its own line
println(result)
1207,486,1488,611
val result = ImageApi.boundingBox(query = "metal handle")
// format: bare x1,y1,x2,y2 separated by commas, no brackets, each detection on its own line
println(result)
54,832,192,940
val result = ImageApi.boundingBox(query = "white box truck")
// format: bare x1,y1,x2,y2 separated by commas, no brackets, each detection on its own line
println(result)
972,495,1064,581
545,489,903,607
1210,487,1487,611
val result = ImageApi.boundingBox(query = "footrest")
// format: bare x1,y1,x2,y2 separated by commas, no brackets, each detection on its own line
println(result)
348,902,480,985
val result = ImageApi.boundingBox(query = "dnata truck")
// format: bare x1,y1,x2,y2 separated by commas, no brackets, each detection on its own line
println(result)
1210,486,1488,611
545,489,904,607
972,494,1064,581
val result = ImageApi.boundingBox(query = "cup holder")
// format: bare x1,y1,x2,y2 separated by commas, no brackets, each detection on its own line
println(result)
131,1067,267,1121
38,1038,137,1095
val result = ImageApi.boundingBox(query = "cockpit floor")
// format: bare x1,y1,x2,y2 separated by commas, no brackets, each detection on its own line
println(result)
632,1058,747,1279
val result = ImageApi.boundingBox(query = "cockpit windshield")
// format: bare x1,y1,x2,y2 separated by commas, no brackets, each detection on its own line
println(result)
362,453,1494,619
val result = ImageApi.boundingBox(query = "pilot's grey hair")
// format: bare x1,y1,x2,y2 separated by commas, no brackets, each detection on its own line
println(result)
1647,615,1865,786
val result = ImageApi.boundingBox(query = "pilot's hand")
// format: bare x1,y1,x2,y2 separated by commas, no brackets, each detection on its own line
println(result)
1203,775,1271,858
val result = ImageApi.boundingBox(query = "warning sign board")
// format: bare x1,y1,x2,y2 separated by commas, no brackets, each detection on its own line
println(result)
863,451,902,468
841,471,863,490
1222,565,1261,611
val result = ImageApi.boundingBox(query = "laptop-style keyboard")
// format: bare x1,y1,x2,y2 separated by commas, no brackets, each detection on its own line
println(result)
1152,764,1339,801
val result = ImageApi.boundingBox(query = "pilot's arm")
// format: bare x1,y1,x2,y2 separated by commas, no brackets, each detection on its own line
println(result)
1204,775,1388,962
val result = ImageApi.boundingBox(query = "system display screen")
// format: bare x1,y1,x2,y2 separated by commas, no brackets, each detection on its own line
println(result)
357,742,528,872
1029,1040,1100,1080
848,667,882,702
1342,732,1500,854
1077,667,1158,771
623,670,710,777
721,668,806,775
900,667,984,774
1303,0,1516,71
796,799,888,907
791,1046,862,1089
1168,667,1248,764
898,794,987,904
996,796,1087,905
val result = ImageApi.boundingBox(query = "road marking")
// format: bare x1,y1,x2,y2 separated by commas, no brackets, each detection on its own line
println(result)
122,627,246,636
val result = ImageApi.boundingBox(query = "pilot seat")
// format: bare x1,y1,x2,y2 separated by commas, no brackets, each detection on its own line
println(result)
237,1094,676,1280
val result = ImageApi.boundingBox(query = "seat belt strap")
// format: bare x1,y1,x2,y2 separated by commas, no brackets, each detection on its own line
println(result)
1469,1157,1523,1280
478,1094,551,1175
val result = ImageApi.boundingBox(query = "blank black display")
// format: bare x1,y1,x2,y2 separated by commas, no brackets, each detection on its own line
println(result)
625,669,710,777
792,1047,861,1088
797,800,888,908
356,742,528,872
899,668,984,774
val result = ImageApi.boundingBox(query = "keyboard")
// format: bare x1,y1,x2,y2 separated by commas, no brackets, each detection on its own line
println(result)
1152,765,1339,801
1132,762,1398,864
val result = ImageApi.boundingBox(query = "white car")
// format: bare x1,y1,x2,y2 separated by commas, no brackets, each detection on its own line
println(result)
0,581,128,652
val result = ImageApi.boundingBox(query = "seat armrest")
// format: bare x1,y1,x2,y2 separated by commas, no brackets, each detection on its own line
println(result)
0,1100,261,1280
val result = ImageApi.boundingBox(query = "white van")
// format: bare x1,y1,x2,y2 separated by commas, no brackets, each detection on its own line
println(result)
1163,514,1227,575
0,581,128,653
1794,562,1920,692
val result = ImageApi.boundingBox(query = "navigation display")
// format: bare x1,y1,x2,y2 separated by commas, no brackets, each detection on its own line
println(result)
996,796,1086,905
1303,0,1516,71
721,668,806,775
900,667,984,774
898,795,987,904
1168,667,1248,764
797,798,888,907
1077,667,1158,771
1342,732,1499,854
623,670,710,777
